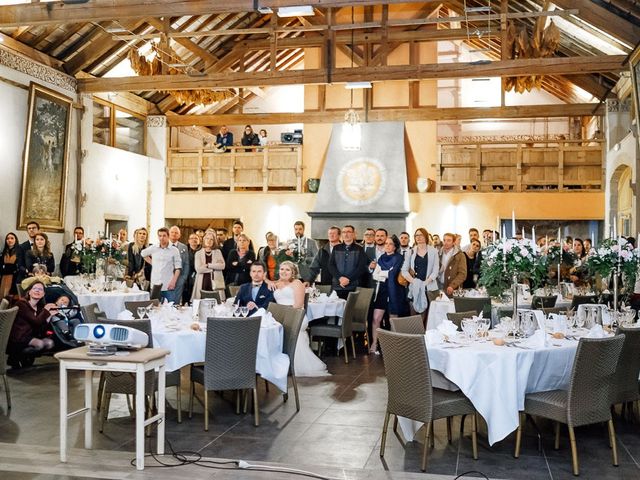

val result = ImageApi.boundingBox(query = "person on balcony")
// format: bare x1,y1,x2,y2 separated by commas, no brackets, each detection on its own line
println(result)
241,125,260,151
215,125,233,153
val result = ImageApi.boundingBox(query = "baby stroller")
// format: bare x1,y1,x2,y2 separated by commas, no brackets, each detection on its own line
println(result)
45,282,85,350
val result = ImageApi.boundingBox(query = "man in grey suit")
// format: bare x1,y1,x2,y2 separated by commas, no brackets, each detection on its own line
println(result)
169,226,190,304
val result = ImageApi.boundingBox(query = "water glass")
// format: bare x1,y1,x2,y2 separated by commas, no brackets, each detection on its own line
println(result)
136,306,147,319
232,304,241,317
575,311,586,329
240,306,249,317
461,318,478,341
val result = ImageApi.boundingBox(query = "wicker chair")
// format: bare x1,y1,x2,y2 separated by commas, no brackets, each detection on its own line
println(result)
612,326,640,415
189,317,261,430
0,298,9,310
377,329,478,471
124,299,160,318
149,283,162,301
228,285,241,298
390,314,425,335
446,311,478,330
541,307,568,316
453,297,492,318
80,303,106,323
514,335,625,476
200,290,222,303
352,287,374,347
531,295,557,309
98,318,183,430
316,284,332,295
267,303,305,411
0,307,18,410
569,295,597,310
309,291,359,364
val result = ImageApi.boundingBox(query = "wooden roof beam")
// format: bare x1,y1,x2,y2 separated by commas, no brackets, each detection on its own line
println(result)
0,0,423,27
166,103,605,126
78,55,627,93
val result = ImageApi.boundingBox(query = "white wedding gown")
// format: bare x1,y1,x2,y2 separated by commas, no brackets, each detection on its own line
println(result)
273,286,330,377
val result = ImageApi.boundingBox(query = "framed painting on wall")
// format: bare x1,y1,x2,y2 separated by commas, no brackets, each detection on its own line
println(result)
630,43,640,142
18,82,73,232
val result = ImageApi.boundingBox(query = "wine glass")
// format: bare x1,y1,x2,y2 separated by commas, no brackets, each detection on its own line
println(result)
461,318,477,342
232,304,241,317
240,306,249,317
575,310,586,330
136,306,147,319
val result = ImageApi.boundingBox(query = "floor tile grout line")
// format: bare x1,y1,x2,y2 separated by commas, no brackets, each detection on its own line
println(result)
618,439,640,468
196,419,243,453
541,445,555,480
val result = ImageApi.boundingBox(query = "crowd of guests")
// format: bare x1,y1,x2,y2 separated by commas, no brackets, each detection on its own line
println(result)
0,218,612,364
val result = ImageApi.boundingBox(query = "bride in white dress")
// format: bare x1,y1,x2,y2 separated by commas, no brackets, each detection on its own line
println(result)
273,261,330,377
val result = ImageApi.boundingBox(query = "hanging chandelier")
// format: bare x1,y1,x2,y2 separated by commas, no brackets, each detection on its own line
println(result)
341,109,361,151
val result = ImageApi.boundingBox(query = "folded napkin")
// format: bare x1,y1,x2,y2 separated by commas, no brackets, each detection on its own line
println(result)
437,320,458,337
437,292,451,302
117,310,134,320
586,324,605,338
523,329,546,348
425,330,444,346
316,293,328,303
131,283,140,291
251,308,278,327
329,291,339,300
192,299,200,315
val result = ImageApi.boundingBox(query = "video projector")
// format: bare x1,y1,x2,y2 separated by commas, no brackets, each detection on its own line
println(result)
74,323,149,354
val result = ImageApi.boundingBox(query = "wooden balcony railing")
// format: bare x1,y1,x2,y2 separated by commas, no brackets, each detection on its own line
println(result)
436,139,604,192
167,145,303,192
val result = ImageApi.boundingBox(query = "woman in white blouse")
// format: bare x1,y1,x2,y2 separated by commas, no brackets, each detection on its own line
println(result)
401,228,440,325
191,232,225,300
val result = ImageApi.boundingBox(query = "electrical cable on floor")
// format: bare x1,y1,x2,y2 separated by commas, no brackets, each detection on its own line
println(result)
454,471,490,479
129,434,342,480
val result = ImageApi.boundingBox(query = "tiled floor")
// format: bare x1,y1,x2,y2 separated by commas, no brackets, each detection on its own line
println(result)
0,351,639,479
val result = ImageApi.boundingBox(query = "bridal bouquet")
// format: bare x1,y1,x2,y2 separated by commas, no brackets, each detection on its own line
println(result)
479,239,545,297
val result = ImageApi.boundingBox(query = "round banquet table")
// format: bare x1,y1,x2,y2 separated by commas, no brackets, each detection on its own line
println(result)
398,336,579,446
149,312,290,392
306,298,346,322
76,290,150,319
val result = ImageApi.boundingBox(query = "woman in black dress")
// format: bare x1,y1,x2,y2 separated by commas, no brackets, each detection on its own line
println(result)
225,234,256,285
25,232,55,275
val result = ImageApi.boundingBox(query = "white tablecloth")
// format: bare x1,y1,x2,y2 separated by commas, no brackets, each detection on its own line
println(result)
427,297,572,330
307,299,346,322
76,291,150,318
398,337,578,445
150,315,290,392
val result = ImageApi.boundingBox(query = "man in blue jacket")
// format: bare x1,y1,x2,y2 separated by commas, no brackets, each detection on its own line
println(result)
236,261,274,314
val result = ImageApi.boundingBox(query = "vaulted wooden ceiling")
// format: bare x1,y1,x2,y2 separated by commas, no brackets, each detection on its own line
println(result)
0,0,637,119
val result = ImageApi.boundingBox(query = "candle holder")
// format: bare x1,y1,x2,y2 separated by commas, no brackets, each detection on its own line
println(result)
512,273,519,336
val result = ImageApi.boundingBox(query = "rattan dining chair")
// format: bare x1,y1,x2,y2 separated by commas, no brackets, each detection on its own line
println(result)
531,295,557,309
352,287,374,348
514,335,625,476
97,318,183,431
0,307,18,410
200,290,222,303
149,283,162,301
378,329,478,471
612,326,640,418
189,317,261,430
316,284,332,295
569,295,597,311
309,291,359,364
0,298,9,310
80,303,106,323
228,285,241,298
124,299,160,318
446,311,478,330
453,297,492,318
267,303,305,411
390,314,425,335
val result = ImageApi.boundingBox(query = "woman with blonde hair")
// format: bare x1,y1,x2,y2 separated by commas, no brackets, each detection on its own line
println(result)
127,227,151,287
273,260,329,376
225,233,255,285
192,232,225,300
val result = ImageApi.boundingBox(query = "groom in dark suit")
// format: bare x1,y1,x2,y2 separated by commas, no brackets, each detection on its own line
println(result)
236,261,274,314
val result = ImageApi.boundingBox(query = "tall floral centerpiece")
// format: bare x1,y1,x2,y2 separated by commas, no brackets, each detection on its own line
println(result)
479,238,544,297
72,237,125,278
584,237,637,293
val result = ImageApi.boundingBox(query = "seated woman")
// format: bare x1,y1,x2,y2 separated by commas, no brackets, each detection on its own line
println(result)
370,236,408,354
7,280,59,368
127,228,152,289
0,232,23,298
273,261,329,376
25,232,55,275
191,232,225,300
225,234,256,286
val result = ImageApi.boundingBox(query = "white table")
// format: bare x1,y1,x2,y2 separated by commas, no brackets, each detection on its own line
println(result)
55,346,169,470
76,290,150,318
398,336,578,445
150,313,290,392
306,298,346,322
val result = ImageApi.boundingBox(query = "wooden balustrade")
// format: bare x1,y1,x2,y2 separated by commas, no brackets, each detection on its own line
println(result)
167,145,303,192
436,139,604,192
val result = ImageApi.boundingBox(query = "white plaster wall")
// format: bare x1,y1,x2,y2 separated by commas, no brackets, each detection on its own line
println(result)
0,62,79,269
605,129,639,235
